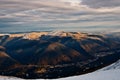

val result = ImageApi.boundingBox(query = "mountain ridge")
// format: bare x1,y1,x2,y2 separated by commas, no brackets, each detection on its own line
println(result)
0,31,120,79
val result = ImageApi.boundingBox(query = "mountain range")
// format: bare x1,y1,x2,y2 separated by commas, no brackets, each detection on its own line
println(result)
0,31,120,79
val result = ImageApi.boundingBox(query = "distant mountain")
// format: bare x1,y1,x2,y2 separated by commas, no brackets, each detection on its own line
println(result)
0,31,120,79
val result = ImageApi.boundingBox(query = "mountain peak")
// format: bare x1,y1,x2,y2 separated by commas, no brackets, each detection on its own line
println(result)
48,31,66,37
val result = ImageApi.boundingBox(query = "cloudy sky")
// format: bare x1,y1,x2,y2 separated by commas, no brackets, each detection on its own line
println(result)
0,0,120,32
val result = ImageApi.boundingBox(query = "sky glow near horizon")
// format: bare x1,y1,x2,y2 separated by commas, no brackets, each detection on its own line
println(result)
0,0,120,32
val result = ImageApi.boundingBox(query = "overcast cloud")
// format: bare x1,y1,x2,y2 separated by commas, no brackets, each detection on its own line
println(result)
0,0,120,32
81,0,120,8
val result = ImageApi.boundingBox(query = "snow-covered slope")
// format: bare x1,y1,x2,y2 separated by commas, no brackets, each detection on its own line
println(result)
58,69,120,80
48,31,65,36
1,69,120,80
57,59,120,80
0,76,22,80
99,60,120,71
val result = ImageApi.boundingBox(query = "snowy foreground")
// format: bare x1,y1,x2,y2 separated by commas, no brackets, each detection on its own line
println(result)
58,60,120,80
0,60,120,80
57,69,120,80
1,70,119,80
0,76,22,80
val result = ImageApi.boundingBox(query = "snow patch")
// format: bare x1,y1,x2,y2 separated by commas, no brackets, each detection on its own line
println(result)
47,31,65,36
0,76,22,80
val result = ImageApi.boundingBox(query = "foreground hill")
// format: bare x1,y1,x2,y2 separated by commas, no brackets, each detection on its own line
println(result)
58,59,120,80
0,31,120,79
0,59,120,80
59,68,120,80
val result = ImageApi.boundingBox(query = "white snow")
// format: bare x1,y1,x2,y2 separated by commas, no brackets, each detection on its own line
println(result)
0,76,22,80
1,69,120,80
22,33,31,40
57,59,120,80
57,69,120,80
47,31,65,36
98,60,120,71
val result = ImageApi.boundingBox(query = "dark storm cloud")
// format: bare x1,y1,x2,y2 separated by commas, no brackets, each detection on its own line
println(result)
81,0,120,8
